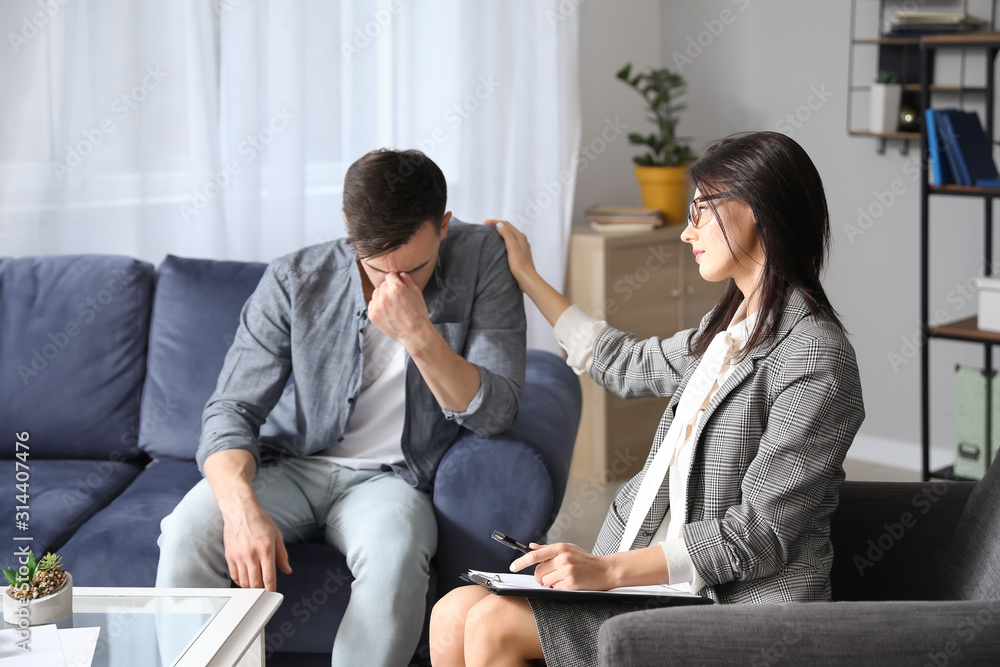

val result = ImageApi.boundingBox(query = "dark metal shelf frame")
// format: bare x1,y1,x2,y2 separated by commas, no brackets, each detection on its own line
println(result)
920,34,1000,481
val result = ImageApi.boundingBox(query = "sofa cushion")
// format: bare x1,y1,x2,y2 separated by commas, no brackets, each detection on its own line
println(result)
0,255,154,461
59,459,203,586
940,458,1000,600
830,480,974,602
138,256,267,461
0,459,144,559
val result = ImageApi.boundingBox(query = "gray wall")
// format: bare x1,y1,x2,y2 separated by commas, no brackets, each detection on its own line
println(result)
576,0,996,471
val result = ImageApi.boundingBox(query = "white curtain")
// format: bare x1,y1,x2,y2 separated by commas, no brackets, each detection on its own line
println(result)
0,0,581,352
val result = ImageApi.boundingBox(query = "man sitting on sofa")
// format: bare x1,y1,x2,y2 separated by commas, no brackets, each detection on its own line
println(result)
155,148,526,666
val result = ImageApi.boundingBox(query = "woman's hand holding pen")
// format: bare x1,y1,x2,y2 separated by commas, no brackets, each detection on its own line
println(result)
509,542,623,591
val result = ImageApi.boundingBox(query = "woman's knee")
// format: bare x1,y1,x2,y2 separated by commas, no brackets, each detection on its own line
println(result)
432,586,488,627
430,586,489,662
464,594,534,655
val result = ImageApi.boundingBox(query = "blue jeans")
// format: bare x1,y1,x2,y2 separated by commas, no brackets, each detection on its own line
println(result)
155,457,437,667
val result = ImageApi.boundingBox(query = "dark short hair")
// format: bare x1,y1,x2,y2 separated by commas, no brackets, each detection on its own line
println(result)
686,131,843,360
342,149,447,259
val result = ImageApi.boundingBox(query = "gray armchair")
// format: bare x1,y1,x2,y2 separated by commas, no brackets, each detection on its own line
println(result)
598,463,1000,665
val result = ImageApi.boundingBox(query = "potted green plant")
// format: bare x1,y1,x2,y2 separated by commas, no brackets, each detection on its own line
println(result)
870,70,902,134
617,63,697,224
3,551,73,625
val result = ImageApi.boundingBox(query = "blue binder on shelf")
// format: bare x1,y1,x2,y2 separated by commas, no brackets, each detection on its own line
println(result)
926,109,955,186
937,110,972,185
949,110,1000,188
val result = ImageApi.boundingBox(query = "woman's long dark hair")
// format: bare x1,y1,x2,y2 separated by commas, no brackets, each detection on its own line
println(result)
687,131,843,361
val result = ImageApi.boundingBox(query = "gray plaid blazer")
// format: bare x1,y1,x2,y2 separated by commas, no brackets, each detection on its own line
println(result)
590,290,865,604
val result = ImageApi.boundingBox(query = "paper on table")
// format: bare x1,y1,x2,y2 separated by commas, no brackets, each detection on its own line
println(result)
0,623,66,666
466,569,703,598
0,624,100,667
59,627,100,667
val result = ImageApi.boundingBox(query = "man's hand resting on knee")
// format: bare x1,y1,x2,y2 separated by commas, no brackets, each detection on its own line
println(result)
203,449,292,592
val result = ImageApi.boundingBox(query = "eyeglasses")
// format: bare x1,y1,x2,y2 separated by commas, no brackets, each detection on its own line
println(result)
687,192,734,229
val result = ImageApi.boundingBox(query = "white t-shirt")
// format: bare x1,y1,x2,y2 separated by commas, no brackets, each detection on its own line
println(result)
310,320,407,470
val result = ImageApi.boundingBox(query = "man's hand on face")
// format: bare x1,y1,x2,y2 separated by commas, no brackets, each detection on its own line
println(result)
367,272,432,345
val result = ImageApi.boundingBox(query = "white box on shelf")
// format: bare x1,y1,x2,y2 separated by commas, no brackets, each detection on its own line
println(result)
869,83,902,134
977,277,1000,332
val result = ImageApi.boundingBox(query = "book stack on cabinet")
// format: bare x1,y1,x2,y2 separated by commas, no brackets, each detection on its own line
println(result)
565,223,725,482
585,205,665,234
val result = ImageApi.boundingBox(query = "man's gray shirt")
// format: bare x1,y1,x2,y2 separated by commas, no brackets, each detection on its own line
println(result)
196,220,527,491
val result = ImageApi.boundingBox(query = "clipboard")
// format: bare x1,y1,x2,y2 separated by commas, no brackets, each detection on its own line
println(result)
461,569,714,606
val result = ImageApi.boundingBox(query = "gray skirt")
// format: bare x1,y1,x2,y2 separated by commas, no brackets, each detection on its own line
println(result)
528,596,678,666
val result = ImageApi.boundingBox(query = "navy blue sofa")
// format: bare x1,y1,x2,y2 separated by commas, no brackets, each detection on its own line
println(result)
0,254,580,663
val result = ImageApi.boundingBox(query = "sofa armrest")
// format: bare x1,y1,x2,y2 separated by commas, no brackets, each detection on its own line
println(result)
830,480,975,601
432,350,581,597
599,600,1000,667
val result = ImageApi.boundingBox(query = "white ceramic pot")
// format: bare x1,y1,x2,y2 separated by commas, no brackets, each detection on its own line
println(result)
870,82,903,134
3,572,73,626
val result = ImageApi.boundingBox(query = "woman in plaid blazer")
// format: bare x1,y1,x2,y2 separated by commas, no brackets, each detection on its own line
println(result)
430,131,865,667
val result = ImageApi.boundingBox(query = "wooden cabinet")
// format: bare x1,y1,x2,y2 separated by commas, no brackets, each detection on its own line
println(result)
565,225,725,481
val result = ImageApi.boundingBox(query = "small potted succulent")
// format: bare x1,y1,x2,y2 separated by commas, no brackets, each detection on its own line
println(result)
3,551,73,625
617,63,697,224
870,70,902,134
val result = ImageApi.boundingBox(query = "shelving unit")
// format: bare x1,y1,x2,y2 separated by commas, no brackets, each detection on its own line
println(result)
848,0,997,154
848,2,925,153
920,33,1000,481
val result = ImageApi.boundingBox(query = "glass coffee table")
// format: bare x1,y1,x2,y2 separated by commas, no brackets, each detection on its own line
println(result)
48,587,282,667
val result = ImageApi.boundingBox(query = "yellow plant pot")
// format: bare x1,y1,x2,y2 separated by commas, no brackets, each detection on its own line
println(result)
634,164,692,225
